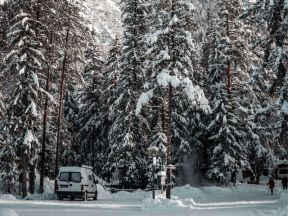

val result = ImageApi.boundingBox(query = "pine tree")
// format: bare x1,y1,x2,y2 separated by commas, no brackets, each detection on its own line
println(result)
0,139,18,194
244,0,288,159
4,11,45,197
100,38,121,178
205,0,256,179
52,0,87,185
137,0,208,163
76,38,105,173
107,0,150,188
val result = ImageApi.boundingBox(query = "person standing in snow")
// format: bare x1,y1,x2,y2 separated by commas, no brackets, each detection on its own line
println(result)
282,177,288,190
267,177,275,195
231,167,237,187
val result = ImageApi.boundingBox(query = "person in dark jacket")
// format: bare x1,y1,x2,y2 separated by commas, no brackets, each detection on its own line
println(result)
267,177,275,195
282,177,288,190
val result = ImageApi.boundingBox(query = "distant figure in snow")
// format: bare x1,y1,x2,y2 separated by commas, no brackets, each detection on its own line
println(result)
267,177,275,195
231,167,237,187
282,177,288,190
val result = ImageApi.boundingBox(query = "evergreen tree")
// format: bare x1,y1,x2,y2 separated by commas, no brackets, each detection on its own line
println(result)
244,0,288,159
4,11,45,197
137,0,208,165
108,0,150,188
0,139,18,194
76,38,105,173
205,0,255,179
100,38,121,179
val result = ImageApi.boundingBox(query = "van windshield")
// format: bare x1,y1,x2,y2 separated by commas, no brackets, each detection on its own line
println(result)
59,172,81,183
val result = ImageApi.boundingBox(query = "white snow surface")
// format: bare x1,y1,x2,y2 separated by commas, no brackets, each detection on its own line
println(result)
0,183,286,216
0,209,18,216
0,194,17,200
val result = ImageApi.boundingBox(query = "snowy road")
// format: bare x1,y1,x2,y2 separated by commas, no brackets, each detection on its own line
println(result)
0,199,143,216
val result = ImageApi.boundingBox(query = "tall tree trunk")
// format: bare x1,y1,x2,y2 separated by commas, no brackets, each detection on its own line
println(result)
29,163,35,194
22,153,28,198
166,0,175,199
92,128,96,170
40,32,53,194
225,2,232,96
165,84,173,199
27,0,42,195
54,27,70,193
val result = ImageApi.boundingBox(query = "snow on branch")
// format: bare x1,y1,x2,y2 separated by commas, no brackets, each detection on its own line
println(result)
136,76,210,115
23,130,35,149
136,89,154,115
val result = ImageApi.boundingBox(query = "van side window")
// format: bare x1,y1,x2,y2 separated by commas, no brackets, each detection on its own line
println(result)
59,172,70,181
88,175,92,181
71,172,81,183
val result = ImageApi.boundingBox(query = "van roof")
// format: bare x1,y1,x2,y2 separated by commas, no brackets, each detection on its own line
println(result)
59,166,93,172
275,160,288,166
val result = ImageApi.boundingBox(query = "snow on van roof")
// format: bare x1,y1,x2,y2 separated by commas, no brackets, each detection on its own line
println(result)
81,165,93,169
59,166,93,171
59,167,82,171
275,160,288,166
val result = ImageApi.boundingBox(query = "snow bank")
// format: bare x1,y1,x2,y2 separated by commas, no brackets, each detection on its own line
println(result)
96,184,111,200
25,193,56,200
34,175,54,194
142,184,281,215
0,209,18,216
172,184,205,199
109,189,148,200
96,184,150,201
0,194,17,200
280,191,288,205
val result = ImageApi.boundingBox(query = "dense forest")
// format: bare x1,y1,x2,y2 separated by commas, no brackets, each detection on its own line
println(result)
0,0,287,197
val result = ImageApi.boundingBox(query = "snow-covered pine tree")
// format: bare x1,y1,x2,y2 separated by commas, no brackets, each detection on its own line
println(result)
170,1,208,163
0,137,18,194
244,0,288,159
76,37,105,173
52,0,87,182
100,38,122,179
205,0,256,180
4,11,45,197
108,0,150,188
137,0,208,165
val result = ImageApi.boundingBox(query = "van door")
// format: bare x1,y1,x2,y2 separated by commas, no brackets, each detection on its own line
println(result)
69,172,82,192
58,171,71,192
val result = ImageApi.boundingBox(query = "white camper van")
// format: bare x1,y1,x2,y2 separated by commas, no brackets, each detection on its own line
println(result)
276,160,288,179
56,165,98,201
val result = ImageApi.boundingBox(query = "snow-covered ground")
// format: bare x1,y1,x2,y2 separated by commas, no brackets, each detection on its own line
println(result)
0,183,286,216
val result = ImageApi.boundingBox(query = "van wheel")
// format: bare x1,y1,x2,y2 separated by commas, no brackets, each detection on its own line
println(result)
93,191,97,200
82,192,87,201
